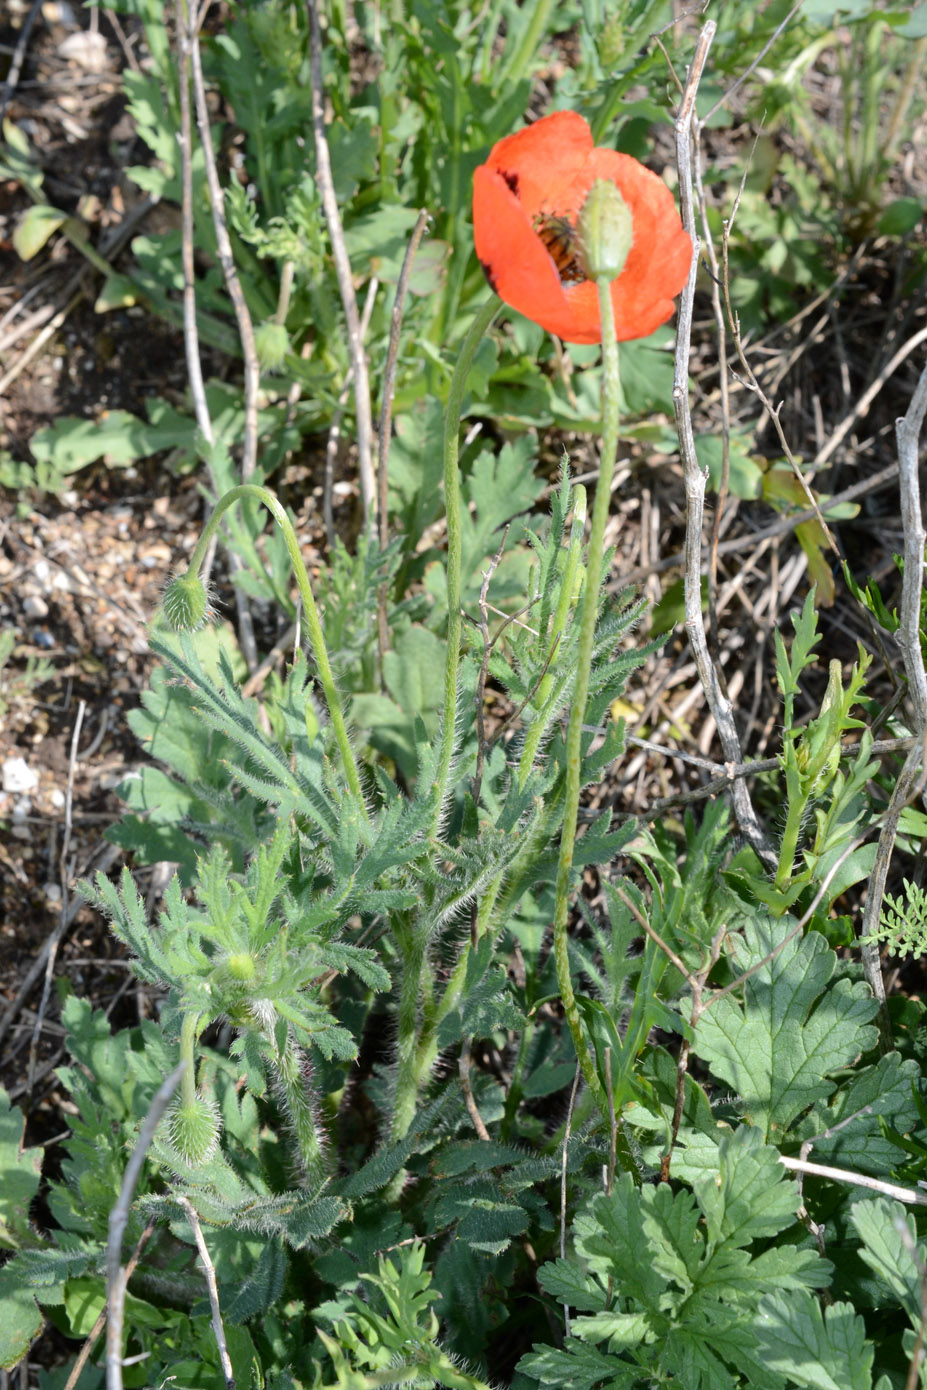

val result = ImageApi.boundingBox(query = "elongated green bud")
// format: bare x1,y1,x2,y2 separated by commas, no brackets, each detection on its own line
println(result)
578,179,633,281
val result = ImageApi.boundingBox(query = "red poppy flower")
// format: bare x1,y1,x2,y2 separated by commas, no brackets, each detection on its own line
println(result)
473,110,692,345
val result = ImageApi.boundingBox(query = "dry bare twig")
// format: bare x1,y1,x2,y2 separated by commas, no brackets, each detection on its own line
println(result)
25,701,85,1105
306,0,376,532
188,2,260,482
106,1062,187,1390
673,20,771,864
176,0,259,673
377,209,431,661
63,1221,157,1390
177,1197,236,1390
323,278,379,548
858,360,927,1044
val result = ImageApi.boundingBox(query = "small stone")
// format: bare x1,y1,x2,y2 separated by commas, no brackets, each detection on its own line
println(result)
11,797,32,823
44,883,63,904
50,788,66,809
3,757,38,793
23,594,49,619
51,570,71,592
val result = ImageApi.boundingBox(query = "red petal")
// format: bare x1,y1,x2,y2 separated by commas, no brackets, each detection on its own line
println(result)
485,110,593,220
473,164,576,340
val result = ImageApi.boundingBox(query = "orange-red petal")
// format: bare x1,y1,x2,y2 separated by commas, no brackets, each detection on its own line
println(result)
472,111,693,345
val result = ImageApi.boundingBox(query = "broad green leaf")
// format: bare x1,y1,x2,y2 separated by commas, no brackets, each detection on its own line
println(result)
798,1053,921,1172
693,917,878,1139
850,1197,924,1323
694,1128,800,1249
382,626,445,723
695,432,763,500
755,1291,874,1390
0,1090,42,1251
518,1337,640,1389
536,1258,606,1313
13,204,66,261
29,410,194,475
0,1264,43,1370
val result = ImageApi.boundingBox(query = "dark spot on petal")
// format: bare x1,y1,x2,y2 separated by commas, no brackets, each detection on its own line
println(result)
479,258,499,293
501,169,519,196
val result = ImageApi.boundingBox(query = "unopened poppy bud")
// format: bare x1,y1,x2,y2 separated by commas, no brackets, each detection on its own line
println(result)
597,17,625,67
167,1093,221,1166
254,320,290,372
162,571,211,632
578,179,633,281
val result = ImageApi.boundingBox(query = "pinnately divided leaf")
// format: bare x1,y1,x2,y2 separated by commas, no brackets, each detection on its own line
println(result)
521,1128,828,1389
693,917,878,1139
754,1291,874,1390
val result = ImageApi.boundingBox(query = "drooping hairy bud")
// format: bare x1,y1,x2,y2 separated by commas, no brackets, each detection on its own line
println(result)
167,1093,221,1166
253,321,290,372
161,571,212,632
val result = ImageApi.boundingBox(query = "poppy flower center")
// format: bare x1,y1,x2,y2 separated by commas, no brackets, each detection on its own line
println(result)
532,213,586,285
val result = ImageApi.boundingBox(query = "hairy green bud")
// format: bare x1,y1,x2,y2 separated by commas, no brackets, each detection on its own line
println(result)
225,951,258,983
161,571,212,632
167,1093,221,1166
254,320,290,372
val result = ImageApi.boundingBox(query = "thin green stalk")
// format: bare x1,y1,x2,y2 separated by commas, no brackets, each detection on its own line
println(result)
180,483,367,816
776,788,804,892
551,277,621,1132
517,486,587,788
432,297,501,836
271,1031,325,1178
179,1010,200,1110
499,0,557,87
390,920,429,1145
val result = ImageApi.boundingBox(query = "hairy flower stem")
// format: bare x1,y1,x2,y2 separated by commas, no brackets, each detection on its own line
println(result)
390,919,430,1148
179,1010,200,1110
181,483,366,817
517,486,587,789
272,1031,325,1180
552,279,623,1135
433,297,501,838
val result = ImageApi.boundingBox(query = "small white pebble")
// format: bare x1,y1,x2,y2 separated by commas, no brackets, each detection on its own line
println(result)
2,757,38,793
50,788,66,809
33,560,51,586
11,796,32,823
23,594,49,619
51,570,70,592
44,882,63,904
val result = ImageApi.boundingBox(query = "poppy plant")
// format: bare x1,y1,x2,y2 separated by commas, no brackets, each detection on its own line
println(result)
473,110,692,345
